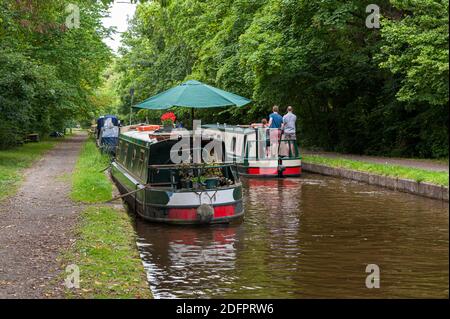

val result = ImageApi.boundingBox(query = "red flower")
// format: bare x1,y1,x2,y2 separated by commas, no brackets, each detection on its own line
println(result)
161,112,176,123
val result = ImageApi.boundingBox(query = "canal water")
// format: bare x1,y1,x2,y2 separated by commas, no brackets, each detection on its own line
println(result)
134,174,449,298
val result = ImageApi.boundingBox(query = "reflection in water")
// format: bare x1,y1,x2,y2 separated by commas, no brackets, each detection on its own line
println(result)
136,224,242,298
135,174,449,298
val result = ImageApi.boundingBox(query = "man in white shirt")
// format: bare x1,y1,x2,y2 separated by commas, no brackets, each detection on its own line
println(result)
282,106,297,157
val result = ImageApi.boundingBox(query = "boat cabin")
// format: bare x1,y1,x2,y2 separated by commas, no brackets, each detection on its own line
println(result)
202,124,302,177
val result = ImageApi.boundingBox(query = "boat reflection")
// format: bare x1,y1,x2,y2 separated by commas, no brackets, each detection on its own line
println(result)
135,222,242,298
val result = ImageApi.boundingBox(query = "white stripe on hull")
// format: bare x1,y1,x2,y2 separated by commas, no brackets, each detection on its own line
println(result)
247,159,302,168
281,159,302,167
166,188,237,206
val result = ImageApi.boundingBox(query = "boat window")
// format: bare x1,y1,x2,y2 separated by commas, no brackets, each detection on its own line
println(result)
123,142,129,164
131,148,137,168
117,141,123,162
231,136,237,153
139,149,145,176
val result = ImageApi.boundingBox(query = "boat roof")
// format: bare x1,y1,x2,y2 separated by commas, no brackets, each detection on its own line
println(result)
120,123,256,145
120,130,160,146
202,124,255,134
120,128,188,145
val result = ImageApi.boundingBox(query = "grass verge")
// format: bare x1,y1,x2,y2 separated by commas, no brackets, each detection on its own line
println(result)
63,206,151,299
65,138,151,298
71,140,112,202
0,140,57,201
303,155,449,186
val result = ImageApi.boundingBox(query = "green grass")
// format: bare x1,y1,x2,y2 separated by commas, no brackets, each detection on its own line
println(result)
63,206,152,299
65,138,151,298
303,155,449,186
71,140,112,203
0,140,57,201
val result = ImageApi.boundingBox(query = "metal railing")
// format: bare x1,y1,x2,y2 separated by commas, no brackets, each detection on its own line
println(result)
147,163,239,190
245,138,300,160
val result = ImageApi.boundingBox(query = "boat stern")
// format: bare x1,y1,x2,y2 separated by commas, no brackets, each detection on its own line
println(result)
141,185,244,224
239,159,302,177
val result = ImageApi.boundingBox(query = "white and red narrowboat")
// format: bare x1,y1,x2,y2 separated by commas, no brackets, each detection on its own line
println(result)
202,124,302,178
110,126,244,224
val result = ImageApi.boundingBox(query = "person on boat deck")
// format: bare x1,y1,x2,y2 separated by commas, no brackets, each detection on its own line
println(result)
268,105,283,157
261,118,270,158
281,106,297,157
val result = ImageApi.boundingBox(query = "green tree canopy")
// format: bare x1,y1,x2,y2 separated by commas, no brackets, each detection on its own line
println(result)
0,0,113,148
115,0,448,158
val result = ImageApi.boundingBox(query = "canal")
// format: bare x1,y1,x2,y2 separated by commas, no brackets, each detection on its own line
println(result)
134,174,449,298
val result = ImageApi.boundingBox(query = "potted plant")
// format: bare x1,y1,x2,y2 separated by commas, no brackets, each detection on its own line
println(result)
178,162,194,189
160,112,176,132
218,176,233,187
191,175,206,189
203,164,223,189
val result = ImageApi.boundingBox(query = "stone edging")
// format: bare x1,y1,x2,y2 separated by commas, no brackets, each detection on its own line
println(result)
302,162,449,202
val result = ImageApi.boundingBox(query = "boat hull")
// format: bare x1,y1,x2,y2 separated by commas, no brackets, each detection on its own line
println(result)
237,159,302,178
110,162,244,225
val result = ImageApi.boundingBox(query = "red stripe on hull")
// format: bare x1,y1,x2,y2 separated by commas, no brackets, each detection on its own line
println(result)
167,204,237,221
282,167,302,176
247,166,302,176
168,208,197,220
214,205,235,218
247,167,279,175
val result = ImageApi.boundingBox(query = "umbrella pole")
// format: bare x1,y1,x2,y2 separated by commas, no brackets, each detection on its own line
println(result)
191,108,194,128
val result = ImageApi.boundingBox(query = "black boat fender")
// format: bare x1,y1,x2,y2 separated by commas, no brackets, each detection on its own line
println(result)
277,165,286,176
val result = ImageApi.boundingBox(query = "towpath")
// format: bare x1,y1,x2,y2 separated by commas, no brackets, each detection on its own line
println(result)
303,150,448,172
0,132,87,298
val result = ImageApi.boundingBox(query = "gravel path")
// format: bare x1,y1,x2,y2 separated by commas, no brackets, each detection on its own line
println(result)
0,133,87,298
303,150,449,172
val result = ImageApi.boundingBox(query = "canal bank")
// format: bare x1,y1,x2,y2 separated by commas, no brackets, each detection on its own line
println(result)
302,154,449,201
62,137,151,299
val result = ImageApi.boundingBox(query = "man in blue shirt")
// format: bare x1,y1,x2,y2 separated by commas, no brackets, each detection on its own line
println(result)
268,105,283,157
268,105,283,129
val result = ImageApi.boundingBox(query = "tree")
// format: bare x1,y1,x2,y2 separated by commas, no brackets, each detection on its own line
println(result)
0,0,113,148
114,0,448,158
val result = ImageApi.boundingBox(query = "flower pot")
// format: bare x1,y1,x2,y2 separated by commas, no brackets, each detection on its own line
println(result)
204,177,219,189
180,180,193,189
161,124,173,132
192,181,202,189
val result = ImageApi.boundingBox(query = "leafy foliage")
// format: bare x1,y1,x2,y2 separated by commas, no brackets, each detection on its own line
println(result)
0,0,112,148
116,0,448,158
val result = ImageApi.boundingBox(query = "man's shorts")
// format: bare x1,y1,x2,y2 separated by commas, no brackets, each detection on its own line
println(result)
284,133,296,140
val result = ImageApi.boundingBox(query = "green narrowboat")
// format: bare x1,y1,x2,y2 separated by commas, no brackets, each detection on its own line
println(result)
110,128,244,224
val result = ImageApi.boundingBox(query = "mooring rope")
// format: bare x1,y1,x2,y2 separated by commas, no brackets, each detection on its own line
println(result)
104,185,148,203
194,189,218,205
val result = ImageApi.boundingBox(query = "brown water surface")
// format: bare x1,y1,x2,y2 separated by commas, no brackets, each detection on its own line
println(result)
135,174,449,298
